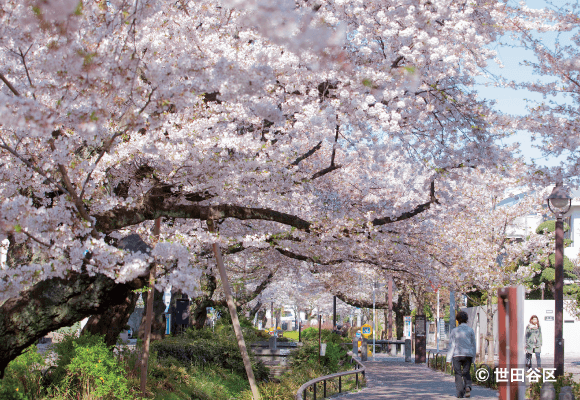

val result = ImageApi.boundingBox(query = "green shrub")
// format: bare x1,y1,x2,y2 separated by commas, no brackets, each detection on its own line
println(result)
47,332,104,387
527,373,580,399
151,336,269,381
300,328,345,344
60,339,132,400
289,342,348,374
0,345,45,400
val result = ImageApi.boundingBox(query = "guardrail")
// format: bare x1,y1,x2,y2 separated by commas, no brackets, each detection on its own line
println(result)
294,351,366,400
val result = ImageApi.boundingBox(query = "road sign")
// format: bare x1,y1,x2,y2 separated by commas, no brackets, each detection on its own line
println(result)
355,330,361,338
404,316,412,339
361,323,372,338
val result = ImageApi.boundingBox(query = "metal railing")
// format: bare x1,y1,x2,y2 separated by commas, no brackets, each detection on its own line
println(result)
294,351,366,400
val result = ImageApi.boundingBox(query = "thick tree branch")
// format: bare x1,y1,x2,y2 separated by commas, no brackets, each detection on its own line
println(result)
0,271,147,378
290,141,322,166
372,181,438,225
0,71,21,96
94,201,312,233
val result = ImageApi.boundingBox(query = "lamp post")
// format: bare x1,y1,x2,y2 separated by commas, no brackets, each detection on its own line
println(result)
546,182,572,377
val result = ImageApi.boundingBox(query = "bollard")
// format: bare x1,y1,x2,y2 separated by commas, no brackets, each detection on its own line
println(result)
541,382,556,400
405,339,412,362
353,336,358,354
269,335,277,351
559,386,575,400
361,338,368,361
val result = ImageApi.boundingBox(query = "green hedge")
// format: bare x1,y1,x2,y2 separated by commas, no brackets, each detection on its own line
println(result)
151,336,269,381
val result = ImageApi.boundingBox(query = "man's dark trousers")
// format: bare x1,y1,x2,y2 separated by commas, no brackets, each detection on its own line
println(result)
452,356,472,398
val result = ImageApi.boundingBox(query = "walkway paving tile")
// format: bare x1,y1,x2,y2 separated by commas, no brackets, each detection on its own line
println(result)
336,356,498,399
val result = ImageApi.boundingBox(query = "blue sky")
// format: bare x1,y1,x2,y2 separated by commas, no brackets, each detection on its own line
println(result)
473,0,575,168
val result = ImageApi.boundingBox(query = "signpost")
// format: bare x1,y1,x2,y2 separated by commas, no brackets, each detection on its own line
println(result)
361,324,372,338
404,316,412,339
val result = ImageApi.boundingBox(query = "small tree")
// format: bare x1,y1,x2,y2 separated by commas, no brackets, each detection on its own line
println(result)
525,220,580,299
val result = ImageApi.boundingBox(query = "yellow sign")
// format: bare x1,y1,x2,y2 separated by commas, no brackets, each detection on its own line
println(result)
361,324,372,338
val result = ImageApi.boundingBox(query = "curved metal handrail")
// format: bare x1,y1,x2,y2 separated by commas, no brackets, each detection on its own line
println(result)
295,351,366,400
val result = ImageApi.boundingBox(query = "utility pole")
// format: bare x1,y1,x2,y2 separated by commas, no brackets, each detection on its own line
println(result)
436,289,440,352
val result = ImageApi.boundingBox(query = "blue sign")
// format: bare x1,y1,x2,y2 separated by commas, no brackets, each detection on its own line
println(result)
356,331,361,338
362,326,371,335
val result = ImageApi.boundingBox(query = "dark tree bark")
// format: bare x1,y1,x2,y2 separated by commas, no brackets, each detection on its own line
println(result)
393,286,411,339
82,292,140,346
0,271,146,378
191,272,218,329
138,288,166,341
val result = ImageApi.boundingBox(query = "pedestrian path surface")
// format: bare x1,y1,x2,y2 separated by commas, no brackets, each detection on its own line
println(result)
336,355,498,399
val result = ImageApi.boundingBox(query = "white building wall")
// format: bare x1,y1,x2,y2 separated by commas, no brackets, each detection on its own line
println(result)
524,300,580,354
463,300,580,355
565,205,580,261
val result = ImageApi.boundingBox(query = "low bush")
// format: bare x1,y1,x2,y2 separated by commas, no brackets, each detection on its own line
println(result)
527,373,580,400
0,345,45,400
151,335,269,381
300,328,346,345
58,339,132,400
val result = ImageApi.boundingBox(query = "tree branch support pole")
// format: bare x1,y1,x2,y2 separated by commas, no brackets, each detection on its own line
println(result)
141,217,160,396
208,220,261,400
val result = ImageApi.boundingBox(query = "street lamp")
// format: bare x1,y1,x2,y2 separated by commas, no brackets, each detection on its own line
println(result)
546,182,572,377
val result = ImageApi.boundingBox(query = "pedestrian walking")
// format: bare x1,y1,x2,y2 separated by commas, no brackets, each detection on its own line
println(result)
447,311,476,398
525,315,542,369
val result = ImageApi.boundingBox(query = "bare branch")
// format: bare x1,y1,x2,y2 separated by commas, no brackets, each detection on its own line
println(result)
80,131,124,199
372,181,438,225
0,71,21,96
0,139,70,195
290,141,322,166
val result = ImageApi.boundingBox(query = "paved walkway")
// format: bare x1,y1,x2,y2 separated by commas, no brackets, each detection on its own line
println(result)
336,355,498,399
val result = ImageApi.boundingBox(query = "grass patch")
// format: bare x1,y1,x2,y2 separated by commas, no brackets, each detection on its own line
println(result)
283,331,299,341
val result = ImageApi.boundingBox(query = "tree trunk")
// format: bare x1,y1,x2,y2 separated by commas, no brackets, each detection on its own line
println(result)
138,288,166,341
0,271,146,378
82,291,140,346
486,294,494,364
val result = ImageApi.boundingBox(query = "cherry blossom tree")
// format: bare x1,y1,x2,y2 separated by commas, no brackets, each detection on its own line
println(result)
0,0,544,379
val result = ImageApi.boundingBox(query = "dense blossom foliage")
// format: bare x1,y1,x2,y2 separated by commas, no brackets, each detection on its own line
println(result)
0,0,570,312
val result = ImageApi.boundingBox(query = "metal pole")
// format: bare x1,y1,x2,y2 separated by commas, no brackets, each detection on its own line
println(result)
555,214,565,377
318,314,322,365
388,276,393,353
436,289,440,352
373,283,376,361
450,290,455,330
271,301,274,330
333,296,337,330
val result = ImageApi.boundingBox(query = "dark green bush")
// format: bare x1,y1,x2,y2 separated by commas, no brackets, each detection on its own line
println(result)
151,336,269,381
289,342,348,374
46,332,105,387
0,345,45,400
527,373,580,399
